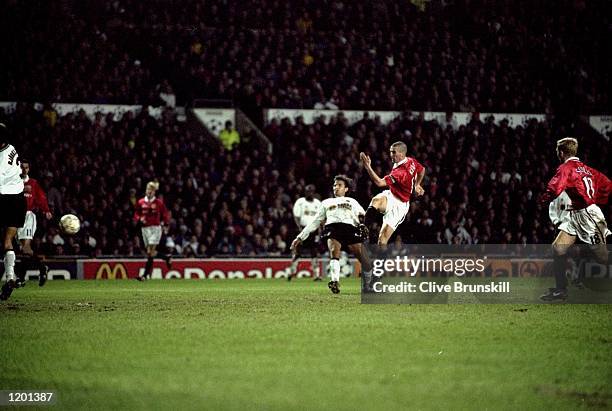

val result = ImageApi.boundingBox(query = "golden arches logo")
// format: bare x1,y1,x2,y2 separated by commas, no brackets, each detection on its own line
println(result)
96,263,127,280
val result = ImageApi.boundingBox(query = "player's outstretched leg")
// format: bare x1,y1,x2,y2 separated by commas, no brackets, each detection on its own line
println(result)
138,256,154,281
1,249,17,301
39,261,49,287
14,256,26,288
348,243,375,292
327,239,342,294
162,253,172,269
541,232,575,301
138,245,158,281
312,257,321,281
287,252,299,281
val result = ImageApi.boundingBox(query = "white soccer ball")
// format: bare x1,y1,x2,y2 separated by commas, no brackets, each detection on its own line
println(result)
60,214,80,235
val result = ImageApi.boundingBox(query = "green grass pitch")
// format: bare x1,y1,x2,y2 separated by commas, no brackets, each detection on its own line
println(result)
1,279,611,410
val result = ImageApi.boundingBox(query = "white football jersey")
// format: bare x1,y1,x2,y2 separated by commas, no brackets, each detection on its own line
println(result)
297,196,365,241
293,197,322,227
0,144,24,194
549,191,571,227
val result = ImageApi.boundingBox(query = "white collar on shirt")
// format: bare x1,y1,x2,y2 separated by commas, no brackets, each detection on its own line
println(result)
564,157,580,163
393,157,408,169
145,196,156,203
23,176,30,182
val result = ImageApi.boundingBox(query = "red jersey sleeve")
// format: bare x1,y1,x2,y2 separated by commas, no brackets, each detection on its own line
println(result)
32,180,51,213
383,168,403,187
414,159,424,174
594,169,612,205
539,164,569,205
134,199,143,222
159,200,170,225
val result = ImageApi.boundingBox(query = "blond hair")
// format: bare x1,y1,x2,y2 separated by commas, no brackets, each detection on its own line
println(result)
147,181,160,191
556,137,578,157
390,141,408,154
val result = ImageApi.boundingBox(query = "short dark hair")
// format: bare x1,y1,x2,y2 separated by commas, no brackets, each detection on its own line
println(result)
20,158,30,165
334,174,353,190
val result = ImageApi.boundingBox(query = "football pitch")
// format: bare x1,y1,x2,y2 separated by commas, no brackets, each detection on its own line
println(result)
1,279,611,410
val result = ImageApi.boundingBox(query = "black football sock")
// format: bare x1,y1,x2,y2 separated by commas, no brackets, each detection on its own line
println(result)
18,255,39,279
15,257,26,282
144,257,154,278
553,254,568,290
364,206,381,226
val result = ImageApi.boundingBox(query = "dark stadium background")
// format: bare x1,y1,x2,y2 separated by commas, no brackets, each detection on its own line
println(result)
1,0,609,257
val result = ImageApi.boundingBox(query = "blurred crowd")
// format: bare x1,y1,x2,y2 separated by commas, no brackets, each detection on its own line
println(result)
2,104,609,256
3,0,610,119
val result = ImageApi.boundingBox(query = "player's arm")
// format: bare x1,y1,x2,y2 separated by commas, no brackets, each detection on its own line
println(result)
292,200,302,227
538,166,568,206
34,180,53,219
360,152,387,187
594,170,611,205
548,196,562,228
133,200,143,223
160,200,171,230
414,162,425,196
291,205,326,251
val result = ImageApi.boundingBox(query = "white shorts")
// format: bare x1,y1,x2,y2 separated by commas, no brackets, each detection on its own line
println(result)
17,211,37,240
559,204,610,244
379,190,410,231
142,225,162,247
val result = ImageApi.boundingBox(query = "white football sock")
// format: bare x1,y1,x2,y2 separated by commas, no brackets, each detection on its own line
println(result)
289,259,298,275
312,258,320,278
4,250,16,281
329,259,340,282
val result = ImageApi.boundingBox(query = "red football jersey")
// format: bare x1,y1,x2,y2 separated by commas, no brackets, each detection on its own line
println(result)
23,177,50,213
134,197,170,227
540,157,611,209
383,157,424,202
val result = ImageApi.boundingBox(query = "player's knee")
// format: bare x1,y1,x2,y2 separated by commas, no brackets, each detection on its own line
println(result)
370,196,385,211
328,244,341,258
377,232,390,246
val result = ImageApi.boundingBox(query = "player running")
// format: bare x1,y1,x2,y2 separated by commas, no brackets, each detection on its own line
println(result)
290,175,372,294
134,181,172,281
288,184,323,281
0,123,27,301
360,141,425,245
538,137,611,301
15,159,52,287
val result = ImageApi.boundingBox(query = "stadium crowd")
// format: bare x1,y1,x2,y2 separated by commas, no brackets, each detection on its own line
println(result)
3,0,610,118
2,104,609,257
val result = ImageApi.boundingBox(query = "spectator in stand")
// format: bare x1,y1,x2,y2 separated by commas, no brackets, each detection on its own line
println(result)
219,121,240,151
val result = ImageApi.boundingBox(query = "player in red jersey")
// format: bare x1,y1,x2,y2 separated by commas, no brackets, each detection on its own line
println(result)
134,181,172,281
15,159,52,287
360,141,425,245
538,137,611,301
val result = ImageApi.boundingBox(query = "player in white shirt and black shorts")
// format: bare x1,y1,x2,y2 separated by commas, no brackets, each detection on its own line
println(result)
288,184,323,281
290,175,372,294
0,123,27,301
